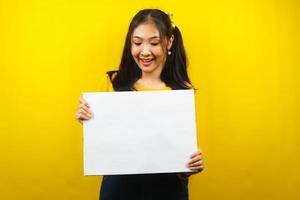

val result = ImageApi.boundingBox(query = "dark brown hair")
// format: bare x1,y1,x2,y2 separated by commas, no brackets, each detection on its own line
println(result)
109,9,192,91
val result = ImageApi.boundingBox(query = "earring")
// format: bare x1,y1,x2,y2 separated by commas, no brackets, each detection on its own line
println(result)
168,50,171,55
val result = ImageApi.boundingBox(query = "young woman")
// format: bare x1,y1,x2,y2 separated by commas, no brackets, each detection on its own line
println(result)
75,8,204,200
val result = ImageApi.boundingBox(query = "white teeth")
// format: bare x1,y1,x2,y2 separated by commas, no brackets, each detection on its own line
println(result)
140,58,153,61
141,59,153,62
140,59,153,66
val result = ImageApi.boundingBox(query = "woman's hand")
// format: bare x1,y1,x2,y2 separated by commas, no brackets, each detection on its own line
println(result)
75,95,93,124
178,150,204,180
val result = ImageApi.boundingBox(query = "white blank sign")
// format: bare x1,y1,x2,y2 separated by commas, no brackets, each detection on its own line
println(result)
83,90,198,175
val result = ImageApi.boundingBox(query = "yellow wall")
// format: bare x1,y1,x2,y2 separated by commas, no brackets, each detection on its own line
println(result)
0,0,299,199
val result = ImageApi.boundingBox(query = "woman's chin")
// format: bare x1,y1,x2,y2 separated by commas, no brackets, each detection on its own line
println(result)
138,65,154,72
141,68,157,74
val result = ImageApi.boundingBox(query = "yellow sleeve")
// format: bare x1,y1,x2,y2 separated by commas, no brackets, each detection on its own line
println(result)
98,73,114,92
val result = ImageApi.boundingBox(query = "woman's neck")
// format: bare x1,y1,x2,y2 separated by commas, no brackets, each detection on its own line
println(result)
135,74,166,88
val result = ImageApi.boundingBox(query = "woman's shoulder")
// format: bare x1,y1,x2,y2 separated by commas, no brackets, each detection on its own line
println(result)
99,70,118,92
106,70,118,82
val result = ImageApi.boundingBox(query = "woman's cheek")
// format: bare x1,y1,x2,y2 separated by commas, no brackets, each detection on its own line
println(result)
131,48,140,59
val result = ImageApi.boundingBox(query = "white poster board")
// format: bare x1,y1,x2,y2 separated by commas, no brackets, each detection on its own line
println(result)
83,90,198,175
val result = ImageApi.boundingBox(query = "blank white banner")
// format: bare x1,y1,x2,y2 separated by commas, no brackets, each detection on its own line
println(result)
83,90,198,175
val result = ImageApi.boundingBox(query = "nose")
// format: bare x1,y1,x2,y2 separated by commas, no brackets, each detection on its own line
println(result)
140,44,151,57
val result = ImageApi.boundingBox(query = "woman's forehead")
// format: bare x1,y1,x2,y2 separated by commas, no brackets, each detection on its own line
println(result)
132,22,160,39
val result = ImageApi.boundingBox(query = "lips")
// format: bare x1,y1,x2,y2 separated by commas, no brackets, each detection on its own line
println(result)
140,58,154,66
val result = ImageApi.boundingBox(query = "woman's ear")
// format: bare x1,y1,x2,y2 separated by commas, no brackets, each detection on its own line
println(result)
167,35,174,50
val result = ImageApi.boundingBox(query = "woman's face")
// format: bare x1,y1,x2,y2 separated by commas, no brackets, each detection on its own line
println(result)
131,22,173,76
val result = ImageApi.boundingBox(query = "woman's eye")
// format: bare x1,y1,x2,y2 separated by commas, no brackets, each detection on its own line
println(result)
151,43,159,46
133,42,141,46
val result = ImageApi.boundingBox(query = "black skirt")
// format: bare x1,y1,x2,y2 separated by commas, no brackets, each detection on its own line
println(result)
99,173,189,200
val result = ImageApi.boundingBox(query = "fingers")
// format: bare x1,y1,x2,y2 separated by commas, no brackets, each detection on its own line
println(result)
79,105,92,116
75,96,93,122
189,165,204,172
189,160,203,167
188,151,202,164
80,96,90,108
190,150,202,158
75,109,92,120
187,160,204,171
75,108,93,121
187,150,204,173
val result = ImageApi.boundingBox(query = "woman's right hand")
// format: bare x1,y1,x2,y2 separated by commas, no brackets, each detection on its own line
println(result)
75,95,94,124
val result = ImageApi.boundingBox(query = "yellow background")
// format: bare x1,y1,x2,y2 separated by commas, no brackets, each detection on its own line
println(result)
0,0,299,199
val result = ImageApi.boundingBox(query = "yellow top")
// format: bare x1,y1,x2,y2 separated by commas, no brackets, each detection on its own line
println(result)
99,74,172,92
134,85,172,91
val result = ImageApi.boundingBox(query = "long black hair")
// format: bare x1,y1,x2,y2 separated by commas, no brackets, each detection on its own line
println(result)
108,9,192,91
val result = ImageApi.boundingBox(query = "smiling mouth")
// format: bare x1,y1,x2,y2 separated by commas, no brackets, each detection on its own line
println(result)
140,58,154,66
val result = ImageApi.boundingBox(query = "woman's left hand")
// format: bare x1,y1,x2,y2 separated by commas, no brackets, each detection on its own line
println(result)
178,150,204,180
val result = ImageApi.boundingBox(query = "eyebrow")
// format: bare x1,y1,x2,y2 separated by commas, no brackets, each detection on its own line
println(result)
132,36,160,40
